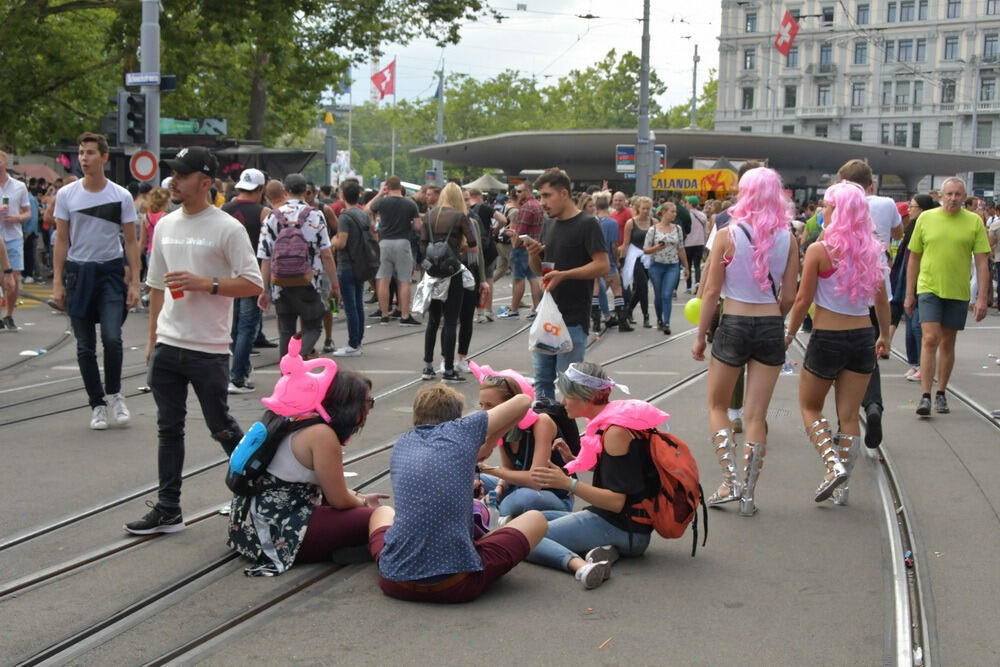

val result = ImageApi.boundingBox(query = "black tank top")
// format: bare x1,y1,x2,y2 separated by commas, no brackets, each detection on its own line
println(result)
586,434,654,534
222,200,264,250
630,220,650,249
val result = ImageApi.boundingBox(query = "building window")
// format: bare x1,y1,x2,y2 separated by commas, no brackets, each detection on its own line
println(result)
745,11,757,32
881,123,890,144
944,36,959,60
918,0,928,19
742,87,755,110
740,126,753,133
916,38,926,61
981,77,997,101
822,5,834,24
914,80,924,105
887,2,897,22
744,49,756,70
989,0,1000,15
854,41,868,64
885,41,895,62
852,82,866,106
782,125,795,135
976,120,992,149
820,43,833,65
895,81,911,104
986,33,999,59
946,0,961,18
787,46,799,67
815,124,829,138
900,0,915,20
882,81,893,105
784,85,798,108
857,3,870,24
898,39,913,61
942,79,956,103
817,84,832,106
938,122,954,149
894,123,908,146
849,124,864,141
911,123,921,148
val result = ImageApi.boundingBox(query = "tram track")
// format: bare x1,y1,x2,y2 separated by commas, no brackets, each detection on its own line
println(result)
0,294,72,374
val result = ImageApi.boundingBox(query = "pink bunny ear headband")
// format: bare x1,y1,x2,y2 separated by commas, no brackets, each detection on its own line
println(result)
261,336,338,423
468,361,539,430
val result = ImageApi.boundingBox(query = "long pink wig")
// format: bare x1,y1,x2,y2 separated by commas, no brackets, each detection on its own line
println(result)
727,167,794,291
822,180,886,304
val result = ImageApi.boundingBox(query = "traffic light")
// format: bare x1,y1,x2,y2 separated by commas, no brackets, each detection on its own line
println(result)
117,90,147,145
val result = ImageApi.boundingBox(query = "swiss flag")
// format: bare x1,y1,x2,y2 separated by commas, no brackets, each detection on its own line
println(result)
774,11,800,56
371,60,396,100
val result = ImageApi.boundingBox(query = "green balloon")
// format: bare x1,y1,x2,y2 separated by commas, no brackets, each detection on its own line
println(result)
684,297,702,325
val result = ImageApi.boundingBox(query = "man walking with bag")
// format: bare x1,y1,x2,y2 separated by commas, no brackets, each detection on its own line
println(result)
331,180,376,356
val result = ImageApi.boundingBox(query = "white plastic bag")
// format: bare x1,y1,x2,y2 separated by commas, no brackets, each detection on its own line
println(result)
529,292,573,355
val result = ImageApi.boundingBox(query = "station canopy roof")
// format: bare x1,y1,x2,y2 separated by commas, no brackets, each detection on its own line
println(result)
411,129,1000,186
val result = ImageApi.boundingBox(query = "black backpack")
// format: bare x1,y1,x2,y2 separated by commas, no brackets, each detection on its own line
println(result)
227,410,325,496
342,208,380,283
422,208,463,278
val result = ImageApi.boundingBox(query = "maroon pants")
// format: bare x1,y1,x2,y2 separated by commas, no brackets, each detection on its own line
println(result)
295,505,374,563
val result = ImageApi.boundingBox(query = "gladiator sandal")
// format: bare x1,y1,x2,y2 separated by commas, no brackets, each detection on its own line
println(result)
739,441,766,517
706,429,742,506
808,418,848,502
831,433,861,506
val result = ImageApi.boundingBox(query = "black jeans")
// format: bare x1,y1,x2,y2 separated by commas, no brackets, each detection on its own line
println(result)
424,275,464,369
149,344,243,510
274,286,326,357
685,245,704,289
23,232,37,278
457,269,480,356
627,258,649,318
862,307,882,412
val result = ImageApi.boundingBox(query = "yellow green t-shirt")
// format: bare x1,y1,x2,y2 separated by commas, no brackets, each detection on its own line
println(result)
908,207,991,301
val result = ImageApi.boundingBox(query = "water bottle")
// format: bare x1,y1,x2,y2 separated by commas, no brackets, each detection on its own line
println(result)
329,295,339,316
487,490,499,531
781,354,794,375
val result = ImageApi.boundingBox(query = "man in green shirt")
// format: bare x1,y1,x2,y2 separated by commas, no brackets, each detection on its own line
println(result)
905,177,991,416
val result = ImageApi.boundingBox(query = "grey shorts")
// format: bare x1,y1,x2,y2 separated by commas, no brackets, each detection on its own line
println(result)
917,292,968,331
377,238,414,281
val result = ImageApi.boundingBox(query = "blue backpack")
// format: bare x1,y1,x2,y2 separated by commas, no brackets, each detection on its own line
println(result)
227,410,325,496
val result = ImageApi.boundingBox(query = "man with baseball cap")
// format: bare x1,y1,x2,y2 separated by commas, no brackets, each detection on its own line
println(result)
126,146,263,535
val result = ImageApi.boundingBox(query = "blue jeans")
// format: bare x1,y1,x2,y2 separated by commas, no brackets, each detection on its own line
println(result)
70,280,125,408
904,306,922,366
596,277,610,317
527,510,651,571
338,268,365,349
230,296,261,383
532,324,587,400
479,475,574,516
647,261,681,327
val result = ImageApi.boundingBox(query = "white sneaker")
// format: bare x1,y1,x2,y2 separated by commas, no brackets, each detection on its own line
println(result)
438,361,446,374
90,405,109,430
456,358,470,373
575,561,611,589
107,393,130,425
474,313,486,324
332,346,362,357
227,381,255,394
23,276,35,284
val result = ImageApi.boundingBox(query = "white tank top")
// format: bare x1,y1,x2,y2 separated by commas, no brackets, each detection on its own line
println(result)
266,432,319,484
813,243,872,317
720,223,791,304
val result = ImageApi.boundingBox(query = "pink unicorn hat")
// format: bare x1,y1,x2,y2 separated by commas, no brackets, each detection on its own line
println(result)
261,335,338,423
468,361,539,430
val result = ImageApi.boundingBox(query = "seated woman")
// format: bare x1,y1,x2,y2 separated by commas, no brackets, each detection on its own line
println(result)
474,365,576,520
228,370,382,576
367,384,548,603
526,362,655,590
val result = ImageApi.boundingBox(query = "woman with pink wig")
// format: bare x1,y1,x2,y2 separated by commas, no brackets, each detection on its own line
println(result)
691,167,800,517
785,180,889,506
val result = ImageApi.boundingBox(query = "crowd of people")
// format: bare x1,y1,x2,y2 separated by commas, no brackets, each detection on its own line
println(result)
3,133,999,601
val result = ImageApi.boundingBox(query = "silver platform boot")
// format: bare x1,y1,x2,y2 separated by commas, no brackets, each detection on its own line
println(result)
808,418,848,502
831,433,861,506
739,441,766,516
706,429,742,506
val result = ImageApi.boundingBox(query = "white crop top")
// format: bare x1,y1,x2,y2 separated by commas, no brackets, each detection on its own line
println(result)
719,224,791,304
266,432,319,484
812,243,873,317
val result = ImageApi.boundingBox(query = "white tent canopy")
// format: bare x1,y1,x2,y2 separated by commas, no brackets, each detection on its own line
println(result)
463,173,508,191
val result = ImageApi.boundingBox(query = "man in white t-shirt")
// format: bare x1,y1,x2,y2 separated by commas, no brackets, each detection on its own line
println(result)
125,146,263,536
0,151,32,331
52,133,141,430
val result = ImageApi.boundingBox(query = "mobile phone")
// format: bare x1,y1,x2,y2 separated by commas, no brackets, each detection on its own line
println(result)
518,234,532,243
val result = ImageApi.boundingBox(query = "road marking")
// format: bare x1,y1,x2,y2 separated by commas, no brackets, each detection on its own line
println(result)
613,370,680,376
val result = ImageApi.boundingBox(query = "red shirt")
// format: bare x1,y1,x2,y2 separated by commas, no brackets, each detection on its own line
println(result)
332,200,346,216
514,197,544,240
612,208,633,246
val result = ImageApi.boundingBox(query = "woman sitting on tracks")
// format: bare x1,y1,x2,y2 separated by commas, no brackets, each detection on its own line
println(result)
367,384,547,603
690,167,799,517
228,370,383,576
785,180,889,506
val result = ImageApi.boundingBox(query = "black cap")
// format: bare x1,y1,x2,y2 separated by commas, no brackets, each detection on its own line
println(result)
284,173,307,195
161,146,218,178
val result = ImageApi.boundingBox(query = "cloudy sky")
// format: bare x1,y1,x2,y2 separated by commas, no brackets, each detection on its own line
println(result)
339,1,723,111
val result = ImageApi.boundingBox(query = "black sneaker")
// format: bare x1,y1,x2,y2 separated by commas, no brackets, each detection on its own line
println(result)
915,395,932,417
399,316,421,326
380,317,390,325
389,309,402,319
864,405,883,448
322,339,335,353
421,365,436,381
369,309,383,319
441,369,467,383
3,316,16,331
253,338,278,349
124,500,184,535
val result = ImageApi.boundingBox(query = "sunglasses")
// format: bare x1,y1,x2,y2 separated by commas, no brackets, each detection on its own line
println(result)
483,375,517,395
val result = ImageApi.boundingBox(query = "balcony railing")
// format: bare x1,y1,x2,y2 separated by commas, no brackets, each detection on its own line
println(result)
956,100,1000,114
796,106,843,118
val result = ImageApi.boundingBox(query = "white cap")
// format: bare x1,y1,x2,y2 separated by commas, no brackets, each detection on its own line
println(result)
235,168,266,191
160,176,172,189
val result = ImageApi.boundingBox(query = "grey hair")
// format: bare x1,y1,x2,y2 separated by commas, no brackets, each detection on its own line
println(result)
940,176,967,193
557,361,612,405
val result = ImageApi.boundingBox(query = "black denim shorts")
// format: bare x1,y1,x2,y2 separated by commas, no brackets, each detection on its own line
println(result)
803,327,877,380
711,314,785,367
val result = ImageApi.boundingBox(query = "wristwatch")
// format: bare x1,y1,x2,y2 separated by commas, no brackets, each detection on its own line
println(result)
210,277,220,295
2,269,12,274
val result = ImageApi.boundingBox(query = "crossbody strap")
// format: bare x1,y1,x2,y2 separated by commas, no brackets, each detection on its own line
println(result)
737,224,778,302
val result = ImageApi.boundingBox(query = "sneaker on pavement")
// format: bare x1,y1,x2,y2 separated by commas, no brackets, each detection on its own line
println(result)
915,395,932,417
399,316,421,326
23,276,34,284
3,316,16,331
322,339,335,353
379,317,390,325
441,369,467,383
934,393,950,414
124,500,185,535
474,313,486,324
484,310,495,322
585,545,620,566
389,309,402,319
107,393,131,425
575,561,612,590
228,380,255,394
332,346,361,357
456,358,470,373
369,309,384,319
90,405,109,430
526,311,537,320
904,367,921,381
498,309,519,319
421,364,436,381
864,404,882,448
253,338,278,349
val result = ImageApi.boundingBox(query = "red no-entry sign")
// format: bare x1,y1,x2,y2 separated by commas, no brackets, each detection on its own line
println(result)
130,151,158,182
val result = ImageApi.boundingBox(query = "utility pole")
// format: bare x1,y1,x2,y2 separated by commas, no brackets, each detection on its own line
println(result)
635,0,653,197
689,43,700,130
433,65,445,186
141,0,160,182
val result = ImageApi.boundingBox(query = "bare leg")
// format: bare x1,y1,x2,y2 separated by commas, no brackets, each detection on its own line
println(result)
377,278,390,317
398,279,413,319
919,321,942,395
4,271,20,318
368,505,395,534
528,278,542,311
936,327,958,392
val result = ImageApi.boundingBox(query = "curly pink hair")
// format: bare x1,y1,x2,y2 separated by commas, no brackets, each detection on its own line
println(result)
727,167,793,291
822,180,885,304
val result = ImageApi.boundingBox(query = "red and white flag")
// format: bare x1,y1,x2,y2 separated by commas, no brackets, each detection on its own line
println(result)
774,10,800,56
371,60,396,100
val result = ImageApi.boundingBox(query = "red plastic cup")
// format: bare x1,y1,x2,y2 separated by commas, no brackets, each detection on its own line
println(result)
541,262,555,275
170,287,184,299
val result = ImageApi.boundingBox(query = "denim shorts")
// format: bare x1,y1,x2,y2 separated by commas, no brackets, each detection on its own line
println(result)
917,292,968,331
711,314,785,367
510,247,536,280
377,238,414,281
803,327,877,380
3,237,24,272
